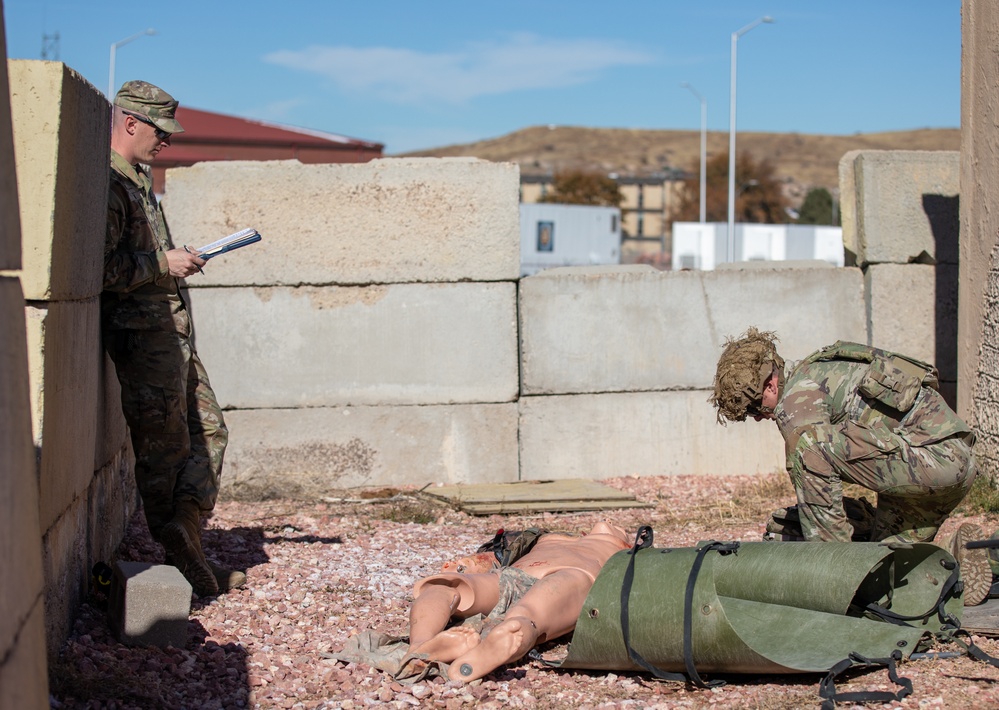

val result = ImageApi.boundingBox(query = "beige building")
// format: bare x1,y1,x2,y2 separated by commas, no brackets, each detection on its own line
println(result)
520,170,686,258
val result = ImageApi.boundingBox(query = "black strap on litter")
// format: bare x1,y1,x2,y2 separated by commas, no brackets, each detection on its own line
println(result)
818,651,912,710
619,527,740,688
863,559,962,629
948,628,999,669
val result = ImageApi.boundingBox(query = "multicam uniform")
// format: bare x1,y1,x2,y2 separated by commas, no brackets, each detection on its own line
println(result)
776,342,976,543
103,149,227,538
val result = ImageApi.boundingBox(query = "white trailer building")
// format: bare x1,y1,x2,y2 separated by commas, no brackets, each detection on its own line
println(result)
520,203,622,276
671,222,844,270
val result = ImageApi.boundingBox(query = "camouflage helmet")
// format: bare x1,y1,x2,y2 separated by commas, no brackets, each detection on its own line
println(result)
114,80,185,134
709,327,785,424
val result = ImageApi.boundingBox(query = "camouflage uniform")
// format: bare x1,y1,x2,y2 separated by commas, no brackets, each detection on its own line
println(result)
776,343,976,543
104,98,226,539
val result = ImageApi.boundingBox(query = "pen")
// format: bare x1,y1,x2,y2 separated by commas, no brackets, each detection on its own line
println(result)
184,245,205,274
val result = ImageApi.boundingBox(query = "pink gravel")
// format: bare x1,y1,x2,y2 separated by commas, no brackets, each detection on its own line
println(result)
49,474,999,709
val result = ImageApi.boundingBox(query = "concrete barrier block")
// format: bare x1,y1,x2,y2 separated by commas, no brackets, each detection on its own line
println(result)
164,157,521,286
42,493,87,649
520,265,867,395
0,278,46,684
88,445,138,568
25,298,101,531
8,60,108,300
110,562,191,648
95,349,128,471
0,56,20,271
219,403,518,498
519,391,785,479
0,603,48,710
852,150,959,266
838,150,863,264
865,262,958,386
186,282,518,407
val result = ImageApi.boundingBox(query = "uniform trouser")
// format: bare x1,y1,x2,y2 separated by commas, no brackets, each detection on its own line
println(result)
788,421,976,543
106,329,227,539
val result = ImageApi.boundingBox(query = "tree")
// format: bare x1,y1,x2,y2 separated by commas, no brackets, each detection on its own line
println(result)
796,187,835,225
670,151,791,224
539,169,623,207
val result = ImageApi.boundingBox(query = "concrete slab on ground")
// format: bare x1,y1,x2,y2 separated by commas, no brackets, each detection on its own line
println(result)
422,479,651,515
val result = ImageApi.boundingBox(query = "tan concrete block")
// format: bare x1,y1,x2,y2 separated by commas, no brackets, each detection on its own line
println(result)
0,47,21,270
865,263,958,385
0,278,46,676
852,150,959,266
838,149,863,264
219,403,519,498
95,349,128,471
110,563,191,648
0,603,49,710
7,60,108,300
25,298,101,532
88,444,138,567
164,157,521,286
520,265,867,395
186,282,518,408
519,390,785,480
42,493,87,652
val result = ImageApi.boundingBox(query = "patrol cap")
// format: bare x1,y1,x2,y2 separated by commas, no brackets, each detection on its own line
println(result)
114,80,185,135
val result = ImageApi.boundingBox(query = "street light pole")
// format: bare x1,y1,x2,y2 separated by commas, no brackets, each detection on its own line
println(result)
680,82,707,224
727,16,773,264
108,29,157,99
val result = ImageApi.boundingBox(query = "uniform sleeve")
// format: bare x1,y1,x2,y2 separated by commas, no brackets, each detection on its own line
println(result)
103,181,170,292
777,364,837,459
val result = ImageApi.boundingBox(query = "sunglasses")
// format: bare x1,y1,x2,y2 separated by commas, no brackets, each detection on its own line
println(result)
123,111,171,141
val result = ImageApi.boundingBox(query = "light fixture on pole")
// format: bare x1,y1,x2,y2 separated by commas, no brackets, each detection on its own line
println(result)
108,29,157,99
680,82,707,224
727,16,773,264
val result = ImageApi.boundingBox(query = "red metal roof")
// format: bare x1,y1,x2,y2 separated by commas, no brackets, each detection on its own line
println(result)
151,107,383,186
170,107,383,150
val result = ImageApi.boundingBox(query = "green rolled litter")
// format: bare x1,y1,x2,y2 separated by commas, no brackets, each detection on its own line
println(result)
558,541,962,675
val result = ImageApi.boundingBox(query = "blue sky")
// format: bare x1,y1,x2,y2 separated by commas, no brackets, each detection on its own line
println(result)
3,0,961,155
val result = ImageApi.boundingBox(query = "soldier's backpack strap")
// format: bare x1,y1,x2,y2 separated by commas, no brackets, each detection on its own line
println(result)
618,527,740,688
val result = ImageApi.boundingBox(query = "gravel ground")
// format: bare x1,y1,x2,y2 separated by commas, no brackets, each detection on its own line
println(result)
49,474,999,709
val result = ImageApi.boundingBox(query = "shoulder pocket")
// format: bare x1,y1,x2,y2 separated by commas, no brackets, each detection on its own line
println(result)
858,354,928,413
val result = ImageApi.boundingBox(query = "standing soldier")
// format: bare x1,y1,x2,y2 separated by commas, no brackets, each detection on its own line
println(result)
710,327,991,605
104,80,244,596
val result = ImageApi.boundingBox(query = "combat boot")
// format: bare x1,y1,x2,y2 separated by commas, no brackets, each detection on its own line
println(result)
209,561,247,593
947,523,991,606
161,500,219,597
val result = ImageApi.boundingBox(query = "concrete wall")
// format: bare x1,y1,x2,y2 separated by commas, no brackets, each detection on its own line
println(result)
7,59,138,654
839,149,960,406
169,159,523,497
0,7,49,705
961,0,999,423
162,158,882,494
967,0,999,478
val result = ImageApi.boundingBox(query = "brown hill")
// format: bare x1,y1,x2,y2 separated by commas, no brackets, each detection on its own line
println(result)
401,125,960,203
